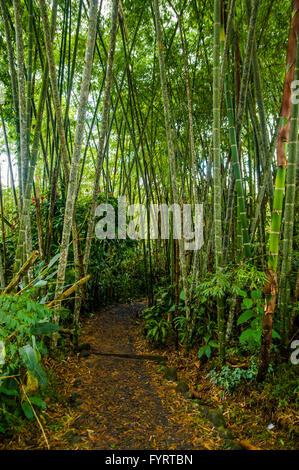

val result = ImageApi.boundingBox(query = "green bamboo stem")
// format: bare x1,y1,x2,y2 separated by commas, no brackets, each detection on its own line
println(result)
213,0,225,363
13,0,57,276
235,0,261,141
258,3,299,382
225,72,251,258
0,106,18,207
82,0,119,273
39,0,85,304
0,0,21,213
250,118,280,241
279,34,299,343
25,0,33,185
153,0,192,341
13,0,28,202
50,0,99,342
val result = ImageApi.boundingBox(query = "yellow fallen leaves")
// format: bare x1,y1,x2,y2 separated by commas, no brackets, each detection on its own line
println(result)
25,371,39,395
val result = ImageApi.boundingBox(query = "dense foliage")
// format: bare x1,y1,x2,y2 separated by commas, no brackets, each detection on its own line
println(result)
0,294,58,430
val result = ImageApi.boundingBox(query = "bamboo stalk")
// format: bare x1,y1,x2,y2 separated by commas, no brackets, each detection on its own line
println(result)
224,72,251,258
47,274,91,309
82,0,119,274
258,2,299,381
153,0,192,340
2,251,39,295
13,0,28,203
212,0,225,363
0,0,21,213
279,32,299,344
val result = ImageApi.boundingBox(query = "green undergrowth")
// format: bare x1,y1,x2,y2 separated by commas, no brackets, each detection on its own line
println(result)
0,293,59,433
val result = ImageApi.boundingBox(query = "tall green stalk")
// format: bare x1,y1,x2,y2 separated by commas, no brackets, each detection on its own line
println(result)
0,0,20,212
51,0,99,344
279,33,299,344
82,0,119,273
224,72,251,258
258,2,299,382
153,0,192,341
13,0,28,202
213,0,225,362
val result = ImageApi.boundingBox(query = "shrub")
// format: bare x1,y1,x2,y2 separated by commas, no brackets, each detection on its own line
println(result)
0,294,58,431
207,357,273,393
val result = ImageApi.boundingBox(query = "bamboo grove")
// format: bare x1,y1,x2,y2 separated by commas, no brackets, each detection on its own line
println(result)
0,0,298,383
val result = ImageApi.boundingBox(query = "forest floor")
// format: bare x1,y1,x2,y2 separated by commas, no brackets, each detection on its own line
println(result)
0,302,222,450
0,301,297,450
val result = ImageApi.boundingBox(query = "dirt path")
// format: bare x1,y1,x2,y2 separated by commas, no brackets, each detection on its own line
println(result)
47,302,222,450
1,302,294,451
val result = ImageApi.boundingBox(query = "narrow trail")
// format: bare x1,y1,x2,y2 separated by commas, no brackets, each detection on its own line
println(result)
49,302,222,450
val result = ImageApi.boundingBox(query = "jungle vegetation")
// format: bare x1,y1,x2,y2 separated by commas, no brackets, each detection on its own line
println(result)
0,0,298,444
